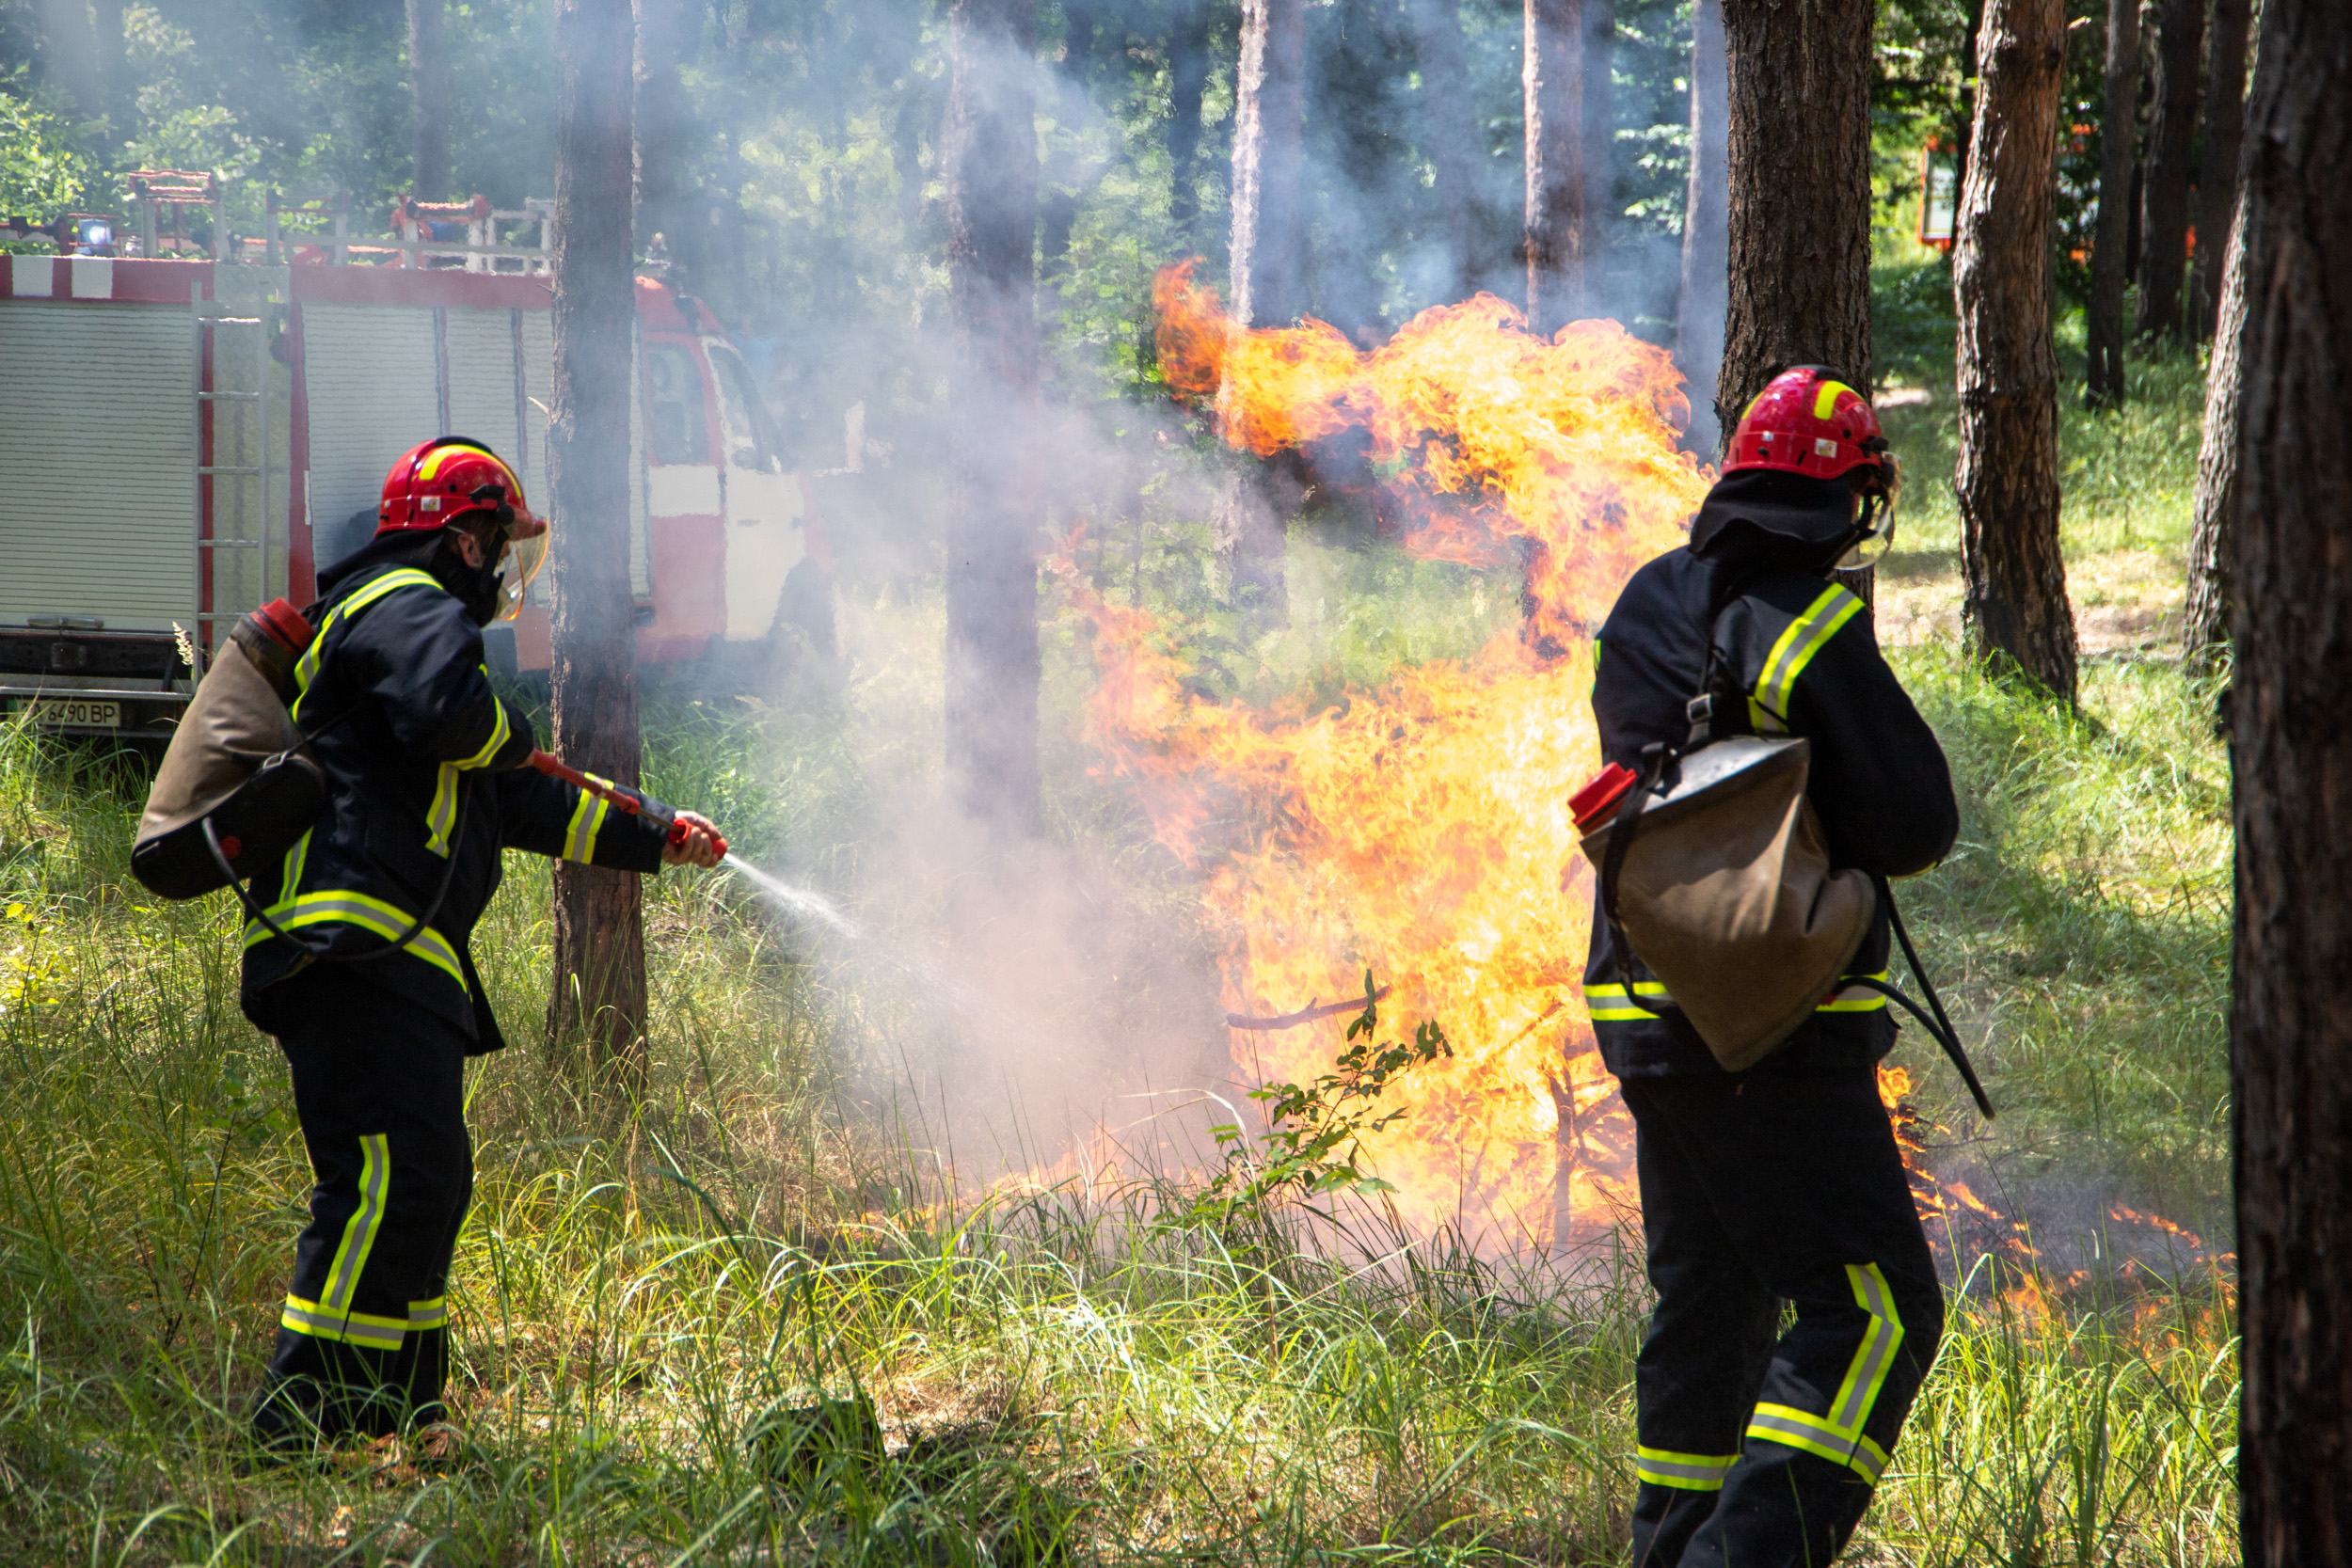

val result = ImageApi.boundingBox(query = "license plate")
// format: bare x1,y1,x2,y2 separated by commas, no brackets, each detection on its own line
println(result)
24,698,120,728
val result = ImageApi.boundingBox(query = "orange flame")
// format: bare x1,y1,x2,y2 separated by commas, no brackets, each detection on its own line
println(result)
1048,265,1704,1245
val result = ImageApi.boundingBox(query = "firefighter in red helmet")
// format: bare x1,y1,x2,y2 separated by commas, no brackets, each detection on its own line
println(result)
242,436,722,1459
1582,369,1956,1565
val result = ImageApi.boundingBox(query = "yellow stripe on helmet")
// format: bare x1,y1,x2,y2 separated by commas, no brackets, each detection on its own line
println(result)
1813,380,1854,421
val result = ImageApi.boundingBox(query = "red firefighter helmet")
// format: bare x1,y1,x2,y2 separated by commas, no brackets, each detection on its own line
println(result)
375,437,550,621
1724,367,1901,565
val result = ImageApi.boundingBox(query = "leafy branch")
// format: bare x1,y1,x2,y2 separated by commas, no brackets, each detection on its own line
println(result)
1168,971,1452,1236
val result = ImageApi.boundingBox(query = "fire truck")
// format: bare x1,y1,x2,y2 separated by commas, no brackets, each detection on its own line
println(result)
0,176,829,744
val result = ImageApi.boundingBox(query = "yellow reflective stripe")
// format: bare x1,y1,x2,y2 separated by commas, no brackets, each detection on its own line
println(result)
454,673,512,768
240,891,464,986
1819,972,1892,1013
408,1297,449,1331
1813,380,1853,421
1636,1446,1738,1491
426,763,460,857
321,1134,389,1315
1754,585,1864,724
280,1296,406,1352
290,568,443,721
1584,980,1669,1022
1741,1262,1905,1484
1831,1263,1905,1433
1748,1403,1880,1479
562,782,611,864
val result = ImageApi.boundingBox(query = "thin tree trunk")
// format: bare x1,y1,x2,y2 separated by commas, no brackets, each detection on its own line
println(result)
2180,191,2246,668
407,0,452,202
2134,0,2203,340
2085,0,2138,405
1218,0,1304,620
944,0,1043,838
90,0,124,147
2189,0,2250,341
1405,0,1483,301
33,0,99,121
1168,0,1211,245
634,0,695,264
2230,0,2352,1550
1227,0,1307,329
1954,0,2076,701
1677,0,1729,456
1522,0,1588,333
546,0,647,1087
1715,0,1874,436
1581,0,1613,293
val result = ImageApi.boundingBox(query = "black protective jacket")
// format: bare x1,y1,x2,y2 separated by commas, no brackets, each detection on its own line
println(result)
238,535,670,1052
1582,541,1958,1077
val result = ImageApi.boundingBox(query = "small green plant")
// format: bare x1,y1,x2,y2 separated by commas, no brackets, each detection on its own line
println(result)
1170,972,1453,1235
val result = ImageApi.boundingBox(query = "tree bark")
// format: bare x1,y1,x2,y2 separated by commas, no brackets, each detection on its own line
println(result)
2134,0,2204,340
634,0,695,265
546,0,648,1088
1954,0,2076,701
2084,0,2139,405
1405,0,1485,302
1217,0,1304,620
406,0,452,202
1581,0,1613,290
2230,2,2352,1552
1677,0,1729,457
2189,0,2251,341
1522,0,1590,333
945,0,1044,839
1168,0,1211,245
2180,191,2246,668
1715,0,1874,436
1228,0,1307,329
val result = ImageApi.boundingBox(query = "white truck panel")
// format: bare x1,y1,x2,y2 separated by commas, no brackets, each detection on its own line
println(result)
442,307,522,460
302,303,439,548
0,302,196,630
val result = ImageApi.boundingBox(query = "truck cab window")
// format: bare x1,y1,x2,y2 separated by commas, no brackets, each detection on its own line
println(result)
644,341,708,466
707,343,783,473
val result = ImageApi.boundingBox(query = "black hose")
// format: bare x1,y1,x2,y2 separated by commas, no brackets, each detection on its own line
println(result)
1860,876,1995,1119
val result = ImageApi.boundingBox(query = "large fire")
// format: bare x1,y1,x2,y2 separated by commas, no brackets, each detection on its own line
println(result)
1051,262,1703,1246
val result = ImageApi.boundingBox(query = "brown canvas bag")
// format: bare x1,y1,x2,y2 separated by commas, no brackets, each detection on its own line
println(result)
1578,734,1876,1072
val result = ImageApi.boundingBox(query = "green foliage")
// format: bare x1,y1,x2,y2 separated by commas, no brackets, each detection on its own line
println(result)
0,73,92,222
1171,973,1454,1232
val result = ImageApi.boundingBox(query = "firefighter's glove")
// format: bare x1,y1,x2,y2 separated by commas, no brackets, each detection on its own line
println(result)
662,811,725,869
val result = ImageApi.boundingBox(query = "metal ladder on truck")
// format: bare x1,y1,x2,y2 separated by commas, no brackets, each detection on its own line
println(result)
191,277,288,670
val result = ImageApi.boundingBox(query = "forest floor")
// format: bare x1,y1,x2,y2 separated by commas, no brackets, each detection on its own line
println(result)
0,346,2234,1564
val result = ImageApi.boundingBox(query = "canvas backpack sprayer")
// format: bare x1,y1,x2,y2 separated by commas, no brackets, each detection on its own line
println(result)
1570,612,1994,1118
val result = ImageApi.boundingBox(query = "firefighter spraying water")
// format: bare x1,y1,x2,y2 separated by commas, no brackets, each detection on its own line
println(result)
135,436,724,1460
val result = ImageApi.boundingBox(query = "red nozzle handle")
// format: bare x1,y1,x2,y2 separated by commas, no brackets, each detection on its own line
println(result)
530,750,724,857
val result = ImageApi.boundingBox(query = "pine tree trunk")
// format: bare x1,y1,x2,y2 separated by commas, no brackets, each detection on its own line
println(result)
2231,3,2352,1552
2084,0,2138,405
944,0,1043,839
633,0,694,264
1218,0,1303,621
406,0,452,202
1954,0,2076,701
1168,0,1211,245
1405,0,1484,302
1715,0,1874,435
2134,0,2203,340
1580,0,1613,292
2189,0,2250,342
2180,193,2246,668
1228,0,1307,329
1522,0,1589,333
90,0,124,150
546,0,647,1088
1677,0,1729,457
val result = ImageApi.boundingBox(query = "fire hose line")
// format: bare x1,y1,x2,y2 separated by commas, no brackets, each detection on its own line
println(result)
525,749,728,860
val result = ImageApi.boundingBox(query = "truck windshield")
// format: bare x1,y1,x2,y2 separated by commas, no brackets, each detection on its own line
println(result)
706,343,783,473
644,341,709,466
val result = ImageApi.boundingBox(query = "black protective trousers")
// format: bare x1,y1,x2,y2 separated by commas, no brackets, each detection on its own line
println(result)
1620,1059,1943,1568
245,964,474,1445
